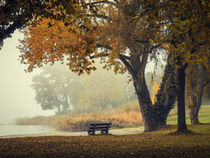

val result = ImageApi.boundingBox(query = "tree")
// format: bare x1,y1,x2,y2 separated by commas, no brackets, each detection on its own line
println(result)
32,63,135,114
70,66,134,113
186,64,210,124
32,64,72,114
19,0,177,131
156,0,209,131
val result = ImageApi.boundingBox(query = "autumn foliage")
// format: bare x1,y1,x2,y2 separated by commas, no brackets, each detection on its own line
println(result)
19,18,97,74
151,81,160,104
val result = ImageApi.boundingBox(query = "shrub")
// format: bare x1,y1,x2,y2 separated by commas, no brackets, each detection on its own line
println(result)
16,111,143,132
55,111,143,132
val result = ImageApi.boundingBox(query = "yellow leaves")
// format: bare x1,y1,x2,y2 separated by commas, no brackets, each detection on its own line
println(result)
151,81,160,104
149,39,155,45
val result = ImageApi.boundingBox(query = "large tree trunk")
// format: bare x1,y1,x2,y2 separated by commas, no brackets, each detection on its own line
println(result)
134,76,166,131
188,64,205,124
129,55,176,131
177,67,187,131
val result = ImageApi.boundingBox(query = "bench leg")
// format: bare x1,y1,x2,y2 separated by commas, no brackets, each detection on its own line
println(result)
88,130,95,135
101,130,108,134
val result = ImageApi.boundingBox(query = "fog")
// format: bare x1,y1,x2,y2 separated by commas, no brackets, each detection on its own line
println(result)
0,31,54,124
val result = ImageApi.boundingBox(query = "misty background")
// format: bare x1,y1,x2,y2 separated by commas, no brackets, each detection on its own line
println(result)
0,31,54,124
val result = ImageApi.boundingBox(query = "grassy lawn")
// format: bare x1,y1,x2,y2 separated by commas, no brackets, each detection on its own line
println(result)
0,124,210,158
167,105,210,124
0,105,209,157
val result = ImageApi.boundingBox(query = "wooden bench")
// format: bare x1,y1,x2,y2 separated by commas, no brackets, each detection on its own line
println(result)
87,123,111,135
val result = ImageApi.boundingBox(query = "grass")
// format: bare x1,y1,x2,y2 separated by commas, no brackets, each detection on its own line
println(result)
167,105,210,125
0,124,210,157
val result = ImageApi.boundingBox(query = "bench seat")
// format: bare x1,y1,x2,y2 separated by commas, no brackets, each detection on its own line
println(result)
87,123,111,135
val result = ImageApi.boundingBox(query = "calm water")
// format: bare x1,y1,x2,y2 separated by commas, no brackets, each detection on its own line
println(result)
0,124,55,137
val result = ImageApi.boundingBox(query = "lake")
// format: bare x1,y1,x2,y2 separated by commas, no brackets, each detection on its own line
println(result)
0,124,55,137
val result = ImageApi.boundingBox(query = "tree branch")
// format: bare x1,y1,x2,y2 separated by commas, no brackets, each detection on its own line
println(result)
87,14,109,20
119,54,137,80
119,54,130,60
134,39,149,44
86,1,116,6
150,44,161,52
96,43,112,50
141,44,161,54
89,53,109,59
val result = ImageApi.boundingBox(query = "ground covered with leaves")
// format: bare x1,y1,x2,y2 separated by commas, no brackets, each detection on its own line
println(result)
0,124,210,158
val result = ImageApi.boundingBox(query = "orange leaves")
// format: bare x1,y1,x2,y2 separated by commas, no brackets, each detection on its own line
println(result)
151,81,160,104
162,43,167,49
19,18,97,74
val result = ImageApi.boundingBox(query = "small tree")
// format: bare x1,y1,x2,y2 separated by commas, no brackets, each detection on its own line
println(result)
32,64,72,114
32,63,136,114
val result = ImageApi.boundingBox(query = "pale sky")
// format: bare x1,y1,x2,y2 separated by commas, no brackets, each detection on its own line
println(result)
0,31,54,124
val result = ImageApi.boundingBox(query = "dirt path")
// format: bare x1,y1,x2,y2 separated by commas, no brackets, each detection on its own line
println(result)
0,128,144,138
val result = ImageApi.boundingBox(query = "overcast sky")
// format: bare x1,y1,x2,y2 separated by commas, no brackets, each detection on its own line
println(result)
0,31,54,124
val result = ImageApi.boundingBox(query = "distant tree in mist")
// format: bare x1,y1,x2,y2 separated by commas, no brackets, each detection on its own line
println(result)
32,64,72,114
69,66,136,113
32,63,136,114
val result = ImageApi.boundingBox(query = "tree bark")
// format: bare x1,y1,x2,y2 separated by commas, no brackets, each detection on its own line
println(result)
134,76,164,131
177,67,187,131
188,64,205,124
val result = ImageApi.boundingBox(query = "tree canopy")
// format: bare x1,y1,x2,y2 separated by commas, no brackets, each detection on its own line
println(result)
0,0,89,49
18,0,178,131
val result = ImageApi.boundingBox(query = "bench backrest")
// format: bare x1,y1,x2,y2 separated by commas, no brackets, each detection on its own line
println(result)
90,123,111,126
